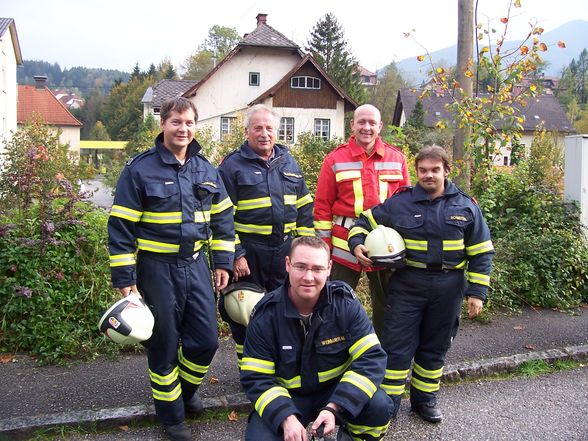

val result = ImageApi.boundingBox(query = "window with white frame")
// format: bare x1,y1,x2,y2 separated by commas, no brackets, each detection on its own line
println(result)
249,72,260,86
314,119,330,140
220,117,237,140
278,117,294,142
291,76,321,89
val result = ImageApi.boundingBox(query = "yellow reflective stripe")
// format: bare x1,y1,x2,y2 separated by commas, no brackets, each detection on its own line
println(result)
109,253,136,267
211,239,235,252
235,344,243,355
332,236,350,252
296,193,313,208
110,204,142,222
318,360,350,383
194,211,211,222
149,367,179,386
284,194,297,205
379,179,388,203
347,421,390,438
349,333,380,361
235,233,241,246
141,211,182,224
235,222,273,235
255,386,291,417
364,209,378,230
410,376,440,392
178,368,205,386
284,222,297,233
194,241,205,252
178,347,208,373
378,172,403,179
211,197,233,214
413,363,443,379
352,178,363,216
405,239,427,251
137,238,180,253
314,220,333,230
385,368,410,380
296,226,315,236
335,170,361,181
405,259,426,269
381,383,406,396
454,259,467,269
241,357,275,374
151,383,182,402
348,225,370,240
278,375,302,389
443,239,464,251
340,371,377,398
236,197,272,211
467,271,490,286
466,240,495,256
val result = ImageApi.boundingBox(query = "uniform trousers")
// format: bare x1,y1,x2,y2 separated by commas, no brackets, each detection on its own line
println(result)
137,251,219,425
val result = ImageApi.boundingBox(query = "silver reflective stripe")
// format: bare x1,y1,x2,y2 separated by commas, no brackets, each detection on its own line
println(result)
374,162,401,170
332,162,363,172
332,247,358,264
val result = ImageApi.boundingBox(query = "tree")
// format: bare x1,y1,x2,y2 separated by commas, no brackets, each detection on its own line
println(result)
181,51,214,81
369,63,407,126
306,13,365,103
74,89,107,140
88,120,110,141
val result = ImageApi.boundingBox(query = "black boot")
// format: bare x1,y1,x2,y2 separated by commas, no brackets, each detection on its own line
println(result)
163,422,192,441
184,393,204,416
412,402,443,423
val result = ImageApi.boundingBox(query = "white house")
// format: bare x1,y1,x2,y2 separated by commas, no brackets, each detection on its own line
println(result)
143,14,356,143
0,17,23,155
393,88,575,166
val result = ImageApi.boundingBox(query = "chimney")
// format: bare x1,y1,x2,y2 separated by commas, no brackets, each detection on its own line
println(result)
33,75,48,90
256,13,267,27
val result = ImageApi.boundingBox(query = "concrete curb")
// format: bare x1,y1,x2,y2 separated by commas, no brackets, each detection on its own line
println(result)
1,345,587,440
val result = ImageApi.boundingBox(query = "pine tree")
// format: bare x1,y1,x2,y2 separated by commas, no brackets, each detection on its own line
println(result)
306,13,365,103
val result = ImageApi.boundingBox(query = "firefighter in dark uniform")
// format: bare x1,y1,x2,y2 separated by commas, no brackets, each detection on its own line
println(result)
240,236,395,441
218,104,314,368
348,145,495,424
108,97,235,441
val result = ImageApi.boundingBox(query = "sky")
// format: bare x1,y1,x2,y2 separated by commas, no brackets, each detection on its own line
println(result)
2,0,587,74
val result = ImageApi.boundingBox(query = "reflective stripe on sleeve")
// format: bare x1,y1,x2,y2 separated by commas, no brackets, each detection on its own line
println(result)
467,271,490,286
110,204,142,222
340,371,377,398
466,240,494,256
349,333,380,361
241,357,275,374
211,197,233,214
255,386,291,417
109,253,136,267
296,193,313,208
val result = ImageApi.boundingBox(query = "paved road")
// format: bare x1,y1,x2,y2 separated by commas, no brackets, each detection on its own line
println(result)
59,366,588,441
82,176,113,209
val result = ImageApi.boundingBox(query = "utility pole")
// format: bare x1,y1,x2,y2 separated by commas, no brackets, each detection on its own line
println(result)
455,0,474,190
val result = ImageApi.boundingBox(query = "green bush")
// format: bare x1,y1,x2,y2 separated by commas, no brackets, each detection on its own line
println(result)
476,131,588,310
291,132,341,194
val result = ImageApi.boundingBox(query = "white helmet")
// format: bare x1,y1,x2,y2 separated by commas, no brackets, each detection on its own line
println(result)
222,282,266,326
98,291,155,345
364,225,406,268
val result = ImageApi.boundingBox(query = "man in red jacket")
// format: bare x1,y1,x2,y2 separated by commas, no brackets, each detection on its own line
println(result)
313,104,410,338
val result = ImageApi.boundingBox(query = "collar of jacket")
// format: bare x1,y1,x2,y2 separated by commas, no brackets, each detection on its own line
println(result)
238,141,288,161
412,179,459,202
154,133,203,165
280,279,332,320
347,135,386,158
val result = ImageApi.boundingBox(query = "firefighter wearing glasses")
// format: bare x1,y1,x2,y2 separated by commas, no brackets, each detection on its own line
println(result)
348,146,494,424
108,98,234,441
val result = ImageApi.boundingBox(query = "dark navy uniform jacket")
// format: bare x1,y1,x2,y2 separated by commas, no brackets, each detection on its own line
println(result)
108,134,235,288
240,280,387,434
218,141,314,257
348,180,495,300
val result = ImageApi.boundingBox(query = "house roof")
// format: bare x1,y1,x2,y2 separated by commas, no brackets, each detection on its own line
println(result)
142,79,197,107
358,65,376,77
249,54,358,111
18,85,82,127
393,88,575,133
0,18,23,65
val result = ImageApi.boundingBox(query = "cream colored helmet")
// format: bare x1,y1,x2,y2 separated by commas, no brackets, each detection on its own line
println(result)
364,225,406,268
222,282,266,326
98,291,155,345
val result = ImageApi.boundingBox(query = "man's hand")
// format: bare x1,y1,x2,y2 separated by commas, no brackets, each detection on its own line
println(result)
281,414,307,441
310,402,340,437
215,269,230,292
353,244,373,267
117,285,137,297
467,297,484,319
233,256,251,281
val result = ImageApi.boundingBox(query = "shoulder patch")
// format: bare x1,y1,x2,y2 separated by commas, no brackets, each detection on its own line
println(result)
328,280,357,300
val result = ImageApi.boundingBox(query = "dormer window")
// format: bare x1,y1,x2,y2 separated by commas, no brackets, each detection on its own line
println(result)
291,76,321,89
249,72,260,86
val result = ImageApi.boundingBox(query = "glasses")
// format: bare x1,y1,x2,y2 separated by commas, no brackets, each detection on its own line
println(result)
290,263,329,275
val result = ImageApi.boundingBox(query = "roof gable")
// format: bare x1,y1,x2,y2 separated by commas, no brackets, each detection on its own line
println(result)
144,79,198,106
0,17,23,65
394,88,574,133
18,85,82,127
240,23,300,50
